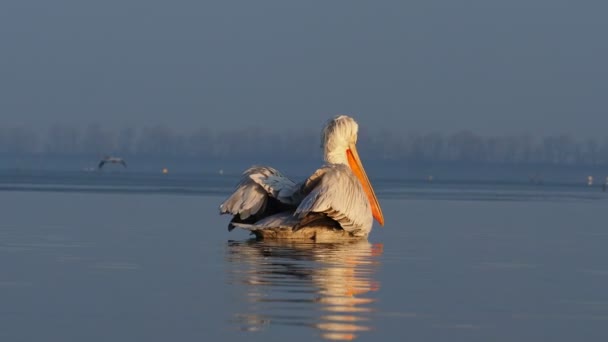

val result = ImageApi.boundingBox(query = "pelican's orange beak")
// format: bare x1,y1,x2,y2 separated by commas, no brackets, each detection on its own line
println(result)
346,144,384,226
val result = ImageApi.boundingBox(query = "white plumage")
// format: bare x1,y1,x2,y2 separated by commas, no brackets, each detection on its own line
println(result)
295,164,372,235
219,166,300,226
219,115,384,240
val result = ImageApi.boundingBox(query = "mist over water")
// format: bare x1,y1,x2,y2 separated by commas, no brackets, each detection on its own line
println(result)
2,124,608,165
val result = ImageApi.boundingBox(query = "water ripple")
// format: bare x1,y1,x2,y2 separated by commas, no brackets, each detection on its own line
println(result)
225,240,382,340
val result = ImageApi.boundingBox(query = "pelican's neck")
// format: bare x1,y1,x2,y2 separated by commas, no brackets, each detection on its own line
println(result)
324,148,348,165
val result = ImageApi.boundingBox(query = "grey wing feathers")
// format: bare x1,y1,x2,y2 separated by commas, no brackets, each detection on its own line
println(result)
295,164,372,234
219,166,299,221
249,172,301,204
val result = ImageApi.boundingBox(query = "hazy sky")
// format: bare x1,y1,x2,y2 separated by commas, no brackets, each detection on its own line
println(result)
1,0,607,137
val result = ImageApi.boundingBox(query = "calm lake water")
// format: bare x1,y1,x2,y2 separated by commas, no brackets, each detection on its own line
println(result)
1,169,607,341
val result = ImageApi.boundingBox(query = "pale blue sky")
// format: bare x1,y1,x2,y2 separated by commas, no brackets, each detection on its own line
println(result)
1,0,607,137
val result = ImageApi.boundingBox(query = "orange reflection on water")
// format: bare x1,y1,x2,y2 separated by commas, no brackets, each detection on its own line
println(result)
226,240,383,340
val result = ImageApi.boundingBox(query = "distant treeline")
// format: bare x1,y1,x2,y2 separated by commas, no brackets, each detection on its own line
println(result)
2,124,608,165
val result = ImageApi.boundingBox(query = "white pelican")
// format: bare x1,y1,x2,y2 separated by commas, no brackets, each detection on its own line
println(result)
98,156,127,169
220,115,384,241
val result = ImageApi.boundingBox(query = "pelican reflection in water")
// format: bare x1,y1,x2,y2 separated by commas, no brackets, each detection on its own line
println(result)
226,240,383,340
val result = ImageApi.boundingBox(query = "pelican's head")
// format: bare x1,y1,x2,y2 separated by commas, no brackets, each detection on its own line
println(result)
322,115,359,161
321,115,384,226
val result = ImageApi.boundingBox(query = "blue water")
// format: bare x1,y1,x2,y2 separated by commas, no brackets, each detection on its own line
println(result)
1,168,607,341
1,167,606,201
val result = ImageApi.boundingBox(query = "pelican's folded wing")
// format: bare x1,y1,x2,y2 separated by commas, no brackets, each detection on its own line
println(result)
220,166,301,229
294,164,372,235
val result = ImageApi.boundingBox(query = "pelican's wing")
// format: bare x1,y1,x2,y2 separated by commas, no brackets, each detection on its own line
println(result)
295,164,372,235
120,160,127,167
220,166,301,229
229,211,300,231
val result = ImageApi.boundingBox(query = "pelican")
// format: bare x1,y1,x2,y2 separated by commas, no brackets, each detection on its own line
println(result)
98,156,127,169
220,115,384,241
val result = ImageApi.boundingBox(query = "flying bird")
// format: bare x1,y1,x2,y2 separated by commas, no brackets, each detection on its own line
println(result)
98,156,127,169
220,115,384,241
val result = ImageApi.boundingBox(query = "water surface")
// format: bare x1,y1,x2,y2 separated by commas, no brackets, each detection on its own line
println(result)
1,171,607,341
